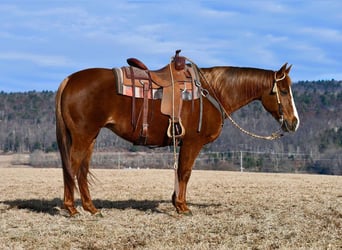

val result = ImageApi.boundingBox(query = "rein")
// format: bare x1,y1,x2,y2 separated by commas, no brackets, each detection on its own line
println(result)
194,63,286,141
168,57,180,197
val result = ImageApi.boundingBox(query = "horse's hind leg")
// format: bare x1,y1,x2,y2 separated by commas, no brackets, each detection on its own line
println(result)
62,141,84,216
76,140,99,214
62,168,78,216
63,137,97,215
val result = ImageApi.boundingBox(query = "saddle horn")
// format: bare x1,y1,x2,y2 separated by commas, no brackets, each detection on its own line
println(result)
174,49,185,70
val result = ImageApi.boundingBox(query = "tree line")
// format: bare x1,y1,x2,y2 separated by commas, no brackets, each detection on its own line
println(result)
0,80,341,174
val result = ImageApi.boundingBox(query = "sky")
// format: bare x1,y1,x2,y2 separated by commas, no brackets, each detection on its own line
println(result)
0,0,341,92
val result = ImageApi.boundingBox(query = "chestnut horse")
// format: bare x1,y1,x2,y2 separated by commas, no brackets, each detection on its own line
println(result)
56,62,299,216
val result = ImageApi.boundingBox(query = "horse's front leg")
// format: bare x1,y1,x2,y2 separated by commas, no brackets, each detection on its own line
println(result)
172,142,203,215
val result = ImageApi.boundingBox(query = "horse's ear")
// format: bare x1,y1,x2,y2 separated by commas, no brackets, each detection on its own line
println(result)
285,64,292,74
279,63,288,73
276,63,288,78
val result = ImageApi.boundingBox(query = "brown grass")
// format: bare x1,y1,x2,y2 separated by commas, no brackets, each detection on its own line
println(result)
1,167,342,249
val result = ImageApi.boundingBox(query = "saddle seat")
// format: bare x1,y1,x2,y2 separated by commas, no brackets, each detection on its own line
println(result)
126,58,191,88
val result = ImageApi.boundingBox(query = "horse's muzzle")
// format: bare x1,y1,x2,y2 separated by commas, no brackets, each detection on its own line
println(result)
282,118,299,132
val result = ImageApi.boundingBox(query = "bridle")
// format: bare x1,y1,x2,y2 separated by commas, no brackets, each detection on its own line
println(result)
272,71,286,126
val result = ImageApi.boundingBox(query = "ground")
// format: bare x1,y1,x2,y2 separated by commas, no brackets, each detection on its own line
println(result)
0,155,342,249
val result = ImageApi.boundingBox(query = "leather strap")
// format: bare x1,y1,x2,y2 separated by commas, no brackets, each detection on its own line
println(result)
129,67,137,129
141,80,150,142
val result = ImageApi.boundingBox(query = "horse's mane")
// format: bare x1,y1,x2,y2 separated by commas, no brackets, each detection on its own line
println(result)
223,66,273,88
202,66,274,100
199,66,275,113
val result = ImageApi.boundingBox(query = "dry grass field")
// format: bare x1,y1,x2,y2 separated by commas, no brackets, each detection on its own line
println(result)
1,159,342,249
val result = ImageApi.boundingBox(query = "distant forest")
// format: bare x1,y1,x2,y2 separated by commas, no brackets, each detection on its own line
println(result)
0,80,341,174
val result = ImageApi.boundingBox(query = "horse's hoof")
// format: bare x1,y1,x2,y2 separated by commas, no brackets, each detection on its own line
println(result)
178,210,193,216
57,206,79,217
70,212,81,218
94,211,103,218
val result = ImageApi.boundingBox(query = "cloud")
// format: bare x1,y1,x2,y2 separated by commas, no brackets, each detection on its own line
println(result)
0,0,341,91
299,27,342,42
0,52,74,67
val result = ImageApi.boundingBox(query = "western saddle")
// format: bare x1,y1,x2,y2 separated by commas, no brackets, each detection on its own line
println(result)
115,50,200,145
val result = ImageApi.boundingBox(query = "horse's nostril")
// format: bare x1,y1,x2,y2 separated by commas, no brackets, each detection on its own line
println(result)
293,118,299,131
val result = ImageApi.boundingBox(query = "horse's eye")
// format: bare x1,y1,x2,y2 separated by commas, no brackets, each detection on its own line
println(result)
280,89,288,96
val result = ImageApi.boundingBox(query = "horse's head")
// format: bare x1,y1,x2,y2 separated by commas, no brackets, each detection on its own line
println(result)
261,63,299,132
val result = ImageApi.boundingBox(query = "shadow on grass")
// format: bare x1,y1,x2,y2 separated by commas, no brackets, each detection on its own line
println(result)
1,198,165,215
2,198,62,215
2,198,221,216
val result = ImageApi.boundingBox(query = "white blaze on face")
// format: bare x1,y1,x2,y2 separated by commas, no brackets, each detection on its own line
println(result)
289,87,300,131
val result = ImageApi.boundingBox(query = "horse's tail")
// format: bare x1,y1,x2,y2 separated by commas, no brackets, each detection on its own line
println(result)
55,78,75,189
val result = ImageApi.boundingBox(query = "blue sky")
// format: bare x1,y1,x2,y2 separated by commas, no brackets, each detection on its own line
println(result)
0,0,341,92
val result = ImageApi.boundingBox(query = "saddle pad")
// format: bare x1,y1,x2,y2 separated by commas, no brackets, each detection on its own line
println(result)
113,67,200,100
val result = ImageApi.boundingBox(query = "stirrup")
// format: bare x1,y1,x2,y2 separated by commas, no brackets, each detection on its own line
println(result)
167,118,185,139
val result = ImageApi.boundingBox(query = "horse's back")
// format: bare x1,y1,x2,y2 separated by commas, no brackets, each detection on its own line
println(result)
65,68,114,92
62,68,116,103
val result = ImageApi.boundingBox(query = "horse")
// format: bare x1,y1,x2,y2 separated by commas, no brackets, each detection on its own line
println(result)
55,60,299,216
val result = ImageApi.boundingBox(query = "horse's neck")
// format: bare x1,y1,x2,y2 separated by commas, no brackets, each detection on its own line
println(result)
201,67,272,114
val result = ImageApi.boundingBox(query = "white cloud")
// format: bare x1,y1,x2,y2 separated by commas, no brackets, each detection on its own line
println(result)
0,52,75,67
299,27,342,42
0,0,341,91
